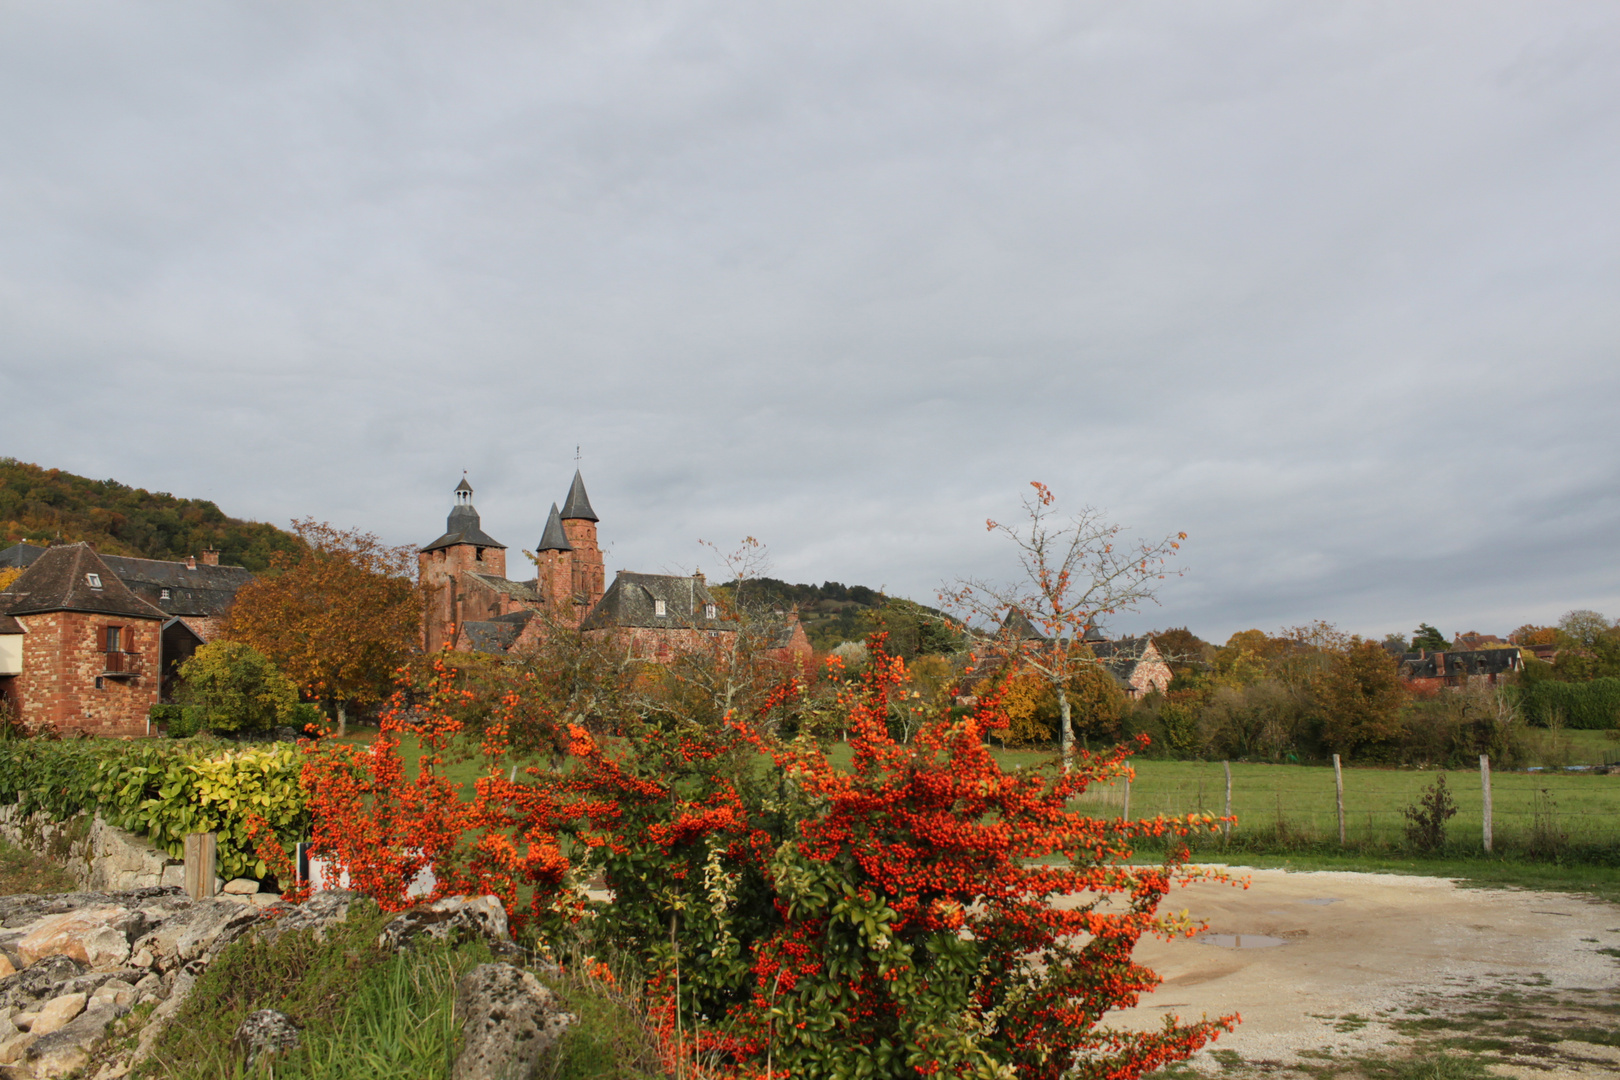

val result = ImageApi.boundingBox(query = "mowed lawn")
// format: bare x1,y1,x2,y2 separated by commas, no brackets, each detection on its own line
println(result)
332,729,1620,852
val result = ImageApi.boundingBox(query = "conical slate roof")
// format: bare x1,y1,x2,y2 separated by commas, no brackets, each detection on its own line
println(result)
999,607,1046,641
559,470,598,522
536,504,573,552
454,477,474,494
0,543,169,620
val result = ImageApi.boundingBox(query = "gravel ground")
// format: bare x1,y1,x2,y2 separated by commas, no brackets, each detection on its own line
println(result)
1074,867,1620,1077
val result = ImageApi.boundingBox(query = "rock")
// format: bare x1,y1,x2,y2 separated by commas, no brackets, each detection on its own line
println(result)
131,898,262,970
29,992,86,1036
254,890,353,947
0,954,14,979
222,878,259,896
452,963,573,1080
233,1009,300,1070
379,895,508,954
15,906,141,969
129,948,153,970
249,893,282,909
27,1001,126,1078
0,955,90,1011
0,1029,38,1065
91,979,135,1008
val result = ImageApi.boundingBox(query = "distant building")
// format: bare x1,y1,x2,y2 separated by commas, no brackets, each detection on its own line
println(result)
420,473,748,663
1397,648,1522,690
961,612,1171,699
0,541,257,735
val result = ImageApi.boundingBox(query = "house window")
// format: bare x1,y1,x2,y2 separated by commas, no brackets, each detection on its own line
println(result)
654,600,667,617
85,573,102,589
105,626,121,652
705,603,716,620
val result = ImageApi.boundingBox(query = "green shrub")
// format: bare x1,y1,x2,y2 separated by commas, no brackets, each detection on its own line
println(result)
1519,677,1620,730
177,641,300,734
0,740,308,880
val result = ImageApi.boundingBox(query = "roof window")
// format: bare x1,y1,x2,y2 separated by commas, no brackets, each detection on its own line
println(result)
85,573,102,589
705,603,717,620
160,588,171,601
654,600,667,617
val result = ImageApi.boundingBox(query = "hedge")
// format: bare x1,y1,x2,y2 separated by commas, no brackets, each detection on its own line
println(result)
1519,677,1620,730
0,739,308,880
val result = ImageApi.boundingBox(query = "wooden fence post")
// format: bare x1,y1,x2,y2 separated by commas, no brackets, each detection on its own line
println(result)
1222,761,1233,839
184,832,217,900
1480,753,1493,854
1333,754,1346,845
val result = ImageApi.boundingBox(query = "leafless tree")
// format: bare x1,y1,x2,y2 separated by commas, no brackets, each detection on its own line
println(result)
943,482,1185,770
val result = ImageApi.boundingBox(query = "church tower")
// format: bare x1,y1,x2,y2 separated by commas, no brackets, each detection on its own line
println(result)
418,477,507,651
559,470,605,608
535,503,574,611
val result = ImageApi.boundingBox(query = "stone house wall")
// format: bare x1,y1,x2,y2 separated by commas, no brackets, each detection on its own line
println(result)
10,611,160,736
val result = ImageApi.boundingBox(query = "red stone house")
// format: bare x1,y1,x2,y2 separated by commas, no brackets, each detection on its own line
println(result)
0,544,170,736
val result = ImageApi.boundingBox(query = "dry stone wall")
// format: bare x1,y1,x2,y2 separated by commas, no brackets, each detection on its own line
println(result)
0,807,182,895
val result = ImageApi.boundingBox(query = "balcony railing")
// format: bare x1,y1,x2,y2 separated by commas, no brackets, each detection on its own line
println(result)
102,651,142,676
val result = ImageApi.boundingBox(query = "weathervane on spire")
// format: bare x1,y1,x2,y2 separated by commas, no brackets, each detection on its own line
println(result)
575,445,581,464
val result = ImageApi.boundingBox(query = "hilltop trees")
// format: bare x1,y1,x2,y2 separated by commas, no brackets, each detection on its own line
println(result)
947,481,1185,770
224,520,421,734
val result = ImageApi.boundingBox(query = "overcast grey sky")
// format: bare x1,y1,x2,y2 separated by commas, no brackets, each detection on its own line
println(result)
3,2,1617,643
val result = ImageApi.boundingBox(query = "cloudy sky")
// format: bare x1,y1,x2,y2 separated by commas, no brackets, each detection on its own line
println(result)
3,2,1617,643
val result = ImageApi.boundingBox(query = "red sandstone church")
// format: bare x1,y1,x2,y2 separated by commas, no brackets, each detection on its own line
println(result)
420,473,811,666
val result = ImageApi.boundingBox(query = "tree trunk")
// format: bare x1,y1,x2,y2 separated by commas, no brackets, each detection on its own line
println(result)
1058,685,1073,773
335,699,347,737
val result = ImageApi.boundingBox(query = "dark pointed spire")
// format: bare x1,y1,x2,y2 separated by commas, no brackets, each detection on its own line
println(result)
559,470,598,522
537,503,573,552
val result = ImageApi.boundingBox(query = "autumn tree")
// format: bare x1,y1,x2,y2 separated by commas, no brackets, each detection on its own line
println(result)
1315,640,1408,757
224,519,421,734
1411,623,1448,651
946,481,1184,769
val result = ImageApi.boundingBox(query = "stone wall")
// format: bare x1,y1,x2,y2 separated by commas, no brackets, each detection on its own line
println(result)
0,806,182,894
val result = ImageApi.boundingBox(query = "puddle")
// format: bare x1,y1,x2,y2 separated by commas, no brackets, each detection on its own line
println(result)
1298,898,1341,906
1196,933,1288,949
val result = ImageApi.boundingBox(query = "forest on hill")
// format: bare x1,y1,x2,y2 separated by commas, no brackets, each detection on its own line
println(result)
0,458,303,572
728,576,964,654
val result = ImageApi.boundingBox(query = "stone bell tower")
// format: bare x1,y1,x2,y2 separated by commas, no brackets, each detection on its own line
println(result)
418,477,507,652
558,470,605,609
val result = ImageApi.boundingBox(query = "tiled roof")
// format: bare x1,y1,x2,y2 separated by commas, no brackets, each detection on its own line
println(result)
100,554,254,618
466,574,541,602
0,544,169,621
461,610,535,653
0,543,46,570
581,572,734,631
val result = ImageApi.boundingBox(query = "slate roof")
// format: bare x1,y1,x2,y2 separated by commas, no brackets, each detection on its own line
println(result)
461,610,535,653
466,574,540,602
999,608,1046,641
100,554,255,618
422,502,506,553
536,504,572,553
0,544,169,621
560,471,598,522
0,543,46,570
580,572,735,631
1399,649,1522,680
0,613,22,634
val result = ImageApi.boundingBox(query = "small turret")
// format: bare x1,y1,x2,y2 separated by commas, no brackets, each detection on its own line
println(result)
536,504,572,552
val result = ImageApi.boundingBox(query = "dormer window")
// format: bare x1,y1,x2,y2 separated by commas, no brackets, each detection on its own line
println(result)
85,573,102,589
160,588,171,601
705,603,717,620
654,600,667,617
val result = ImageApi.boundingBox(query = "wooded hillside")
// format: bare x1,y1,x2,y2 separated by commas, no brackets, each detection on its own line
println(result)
0,458,302,572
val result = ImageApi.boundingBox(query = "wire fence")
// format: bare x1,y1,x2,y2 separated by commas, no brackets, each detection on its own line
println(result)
1069,756,1620,853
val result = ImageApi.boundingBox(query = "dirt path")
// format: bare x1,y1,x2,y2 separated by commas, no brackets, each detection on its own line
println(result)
1079,867,1620,1077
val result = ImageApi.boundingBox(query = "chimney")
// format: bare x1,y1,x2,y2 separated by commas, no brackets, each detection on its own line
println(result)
201,549,220,566
694,570,705,584
185,556,196,570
